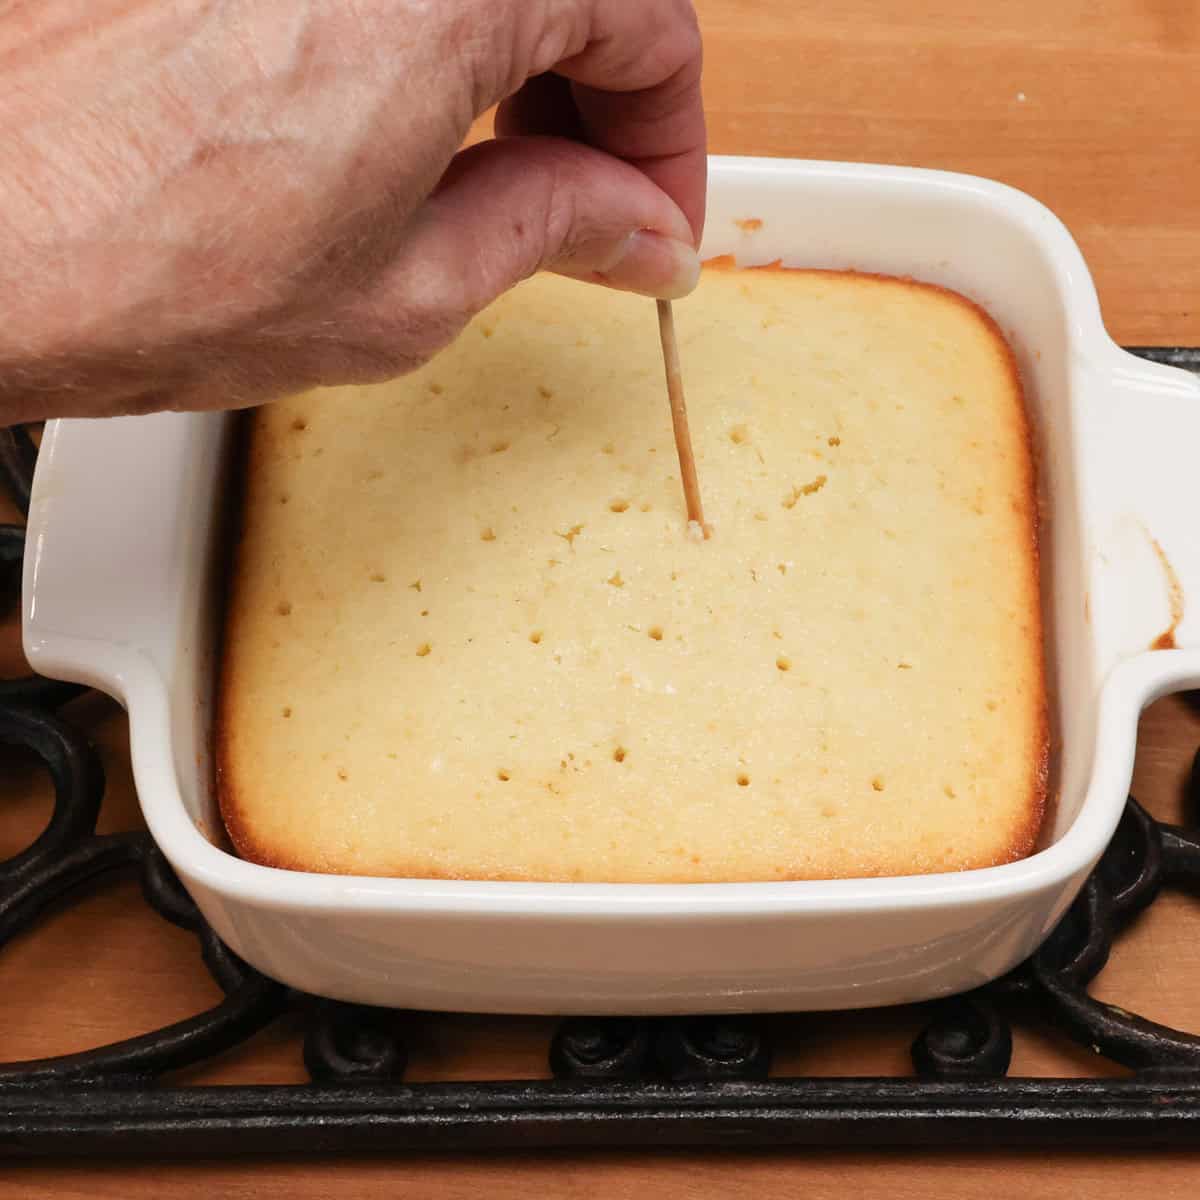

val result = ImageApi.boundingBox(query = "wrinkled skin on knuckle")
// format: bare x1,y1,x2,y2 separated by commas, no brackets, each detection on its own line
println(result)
457,0,583,109
439,0,527,114
534,152,587,267
329,283,470,384
581,0,701,86
306,322,444,387
517,0,588,86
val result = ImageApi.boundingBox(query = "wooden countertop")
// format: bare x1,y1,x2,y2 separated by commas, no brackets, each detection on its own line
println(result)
2,1,1199,1194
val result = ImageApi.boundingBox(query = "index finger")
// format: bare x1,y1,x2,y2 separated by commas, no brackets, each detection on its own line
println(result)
498,0,707,243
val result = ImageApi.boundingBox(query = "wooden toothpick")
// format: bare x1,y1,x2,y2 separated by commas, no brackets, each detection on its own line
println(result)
656,298,709,538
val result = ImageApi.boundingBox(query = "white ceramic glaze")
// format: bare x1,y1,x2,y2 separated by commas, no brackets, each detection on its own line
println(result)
23,158,1200,1014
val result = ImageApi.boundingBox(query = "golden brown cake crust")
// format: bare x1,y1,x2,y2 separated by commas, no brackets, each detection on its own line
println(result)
216,265,1047,882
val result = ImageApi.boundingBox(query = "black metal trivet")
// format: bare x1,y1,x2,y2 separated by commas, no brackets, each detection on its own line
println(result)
3,349,1200,1157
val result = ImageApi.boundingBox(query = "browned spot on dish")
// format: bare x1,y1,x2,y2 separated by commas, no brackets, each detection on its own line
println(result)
735,217,764,232
1149,536,1184,650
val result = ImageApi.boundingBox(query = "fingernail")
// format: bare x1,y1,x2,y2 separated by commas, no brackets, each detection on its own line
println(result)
551,230,701,300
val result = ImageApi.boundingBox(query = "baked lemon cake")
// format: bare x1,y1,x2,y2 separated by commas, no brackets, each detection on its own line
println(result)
217,264,1046,882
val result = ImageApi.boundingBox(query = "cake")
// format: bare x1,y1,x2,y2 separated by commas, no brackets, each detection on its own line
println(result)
216,263,1047,882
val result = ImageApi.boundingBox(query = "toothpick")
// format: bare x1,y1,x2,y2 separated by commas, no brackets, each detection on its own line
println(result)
656,299,709,538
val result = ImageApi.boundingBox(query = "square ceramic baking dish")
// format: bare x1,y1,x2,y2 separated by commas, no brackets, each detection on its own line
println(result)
22,157,1200,1014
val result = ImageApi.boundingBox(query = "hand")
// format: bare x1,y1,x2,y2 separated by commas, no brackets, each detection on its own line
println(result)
0,0,705,421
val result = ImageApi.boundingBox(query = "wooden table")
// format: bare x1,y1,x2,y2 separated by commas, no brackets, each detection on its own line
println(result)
3,1,1199,1194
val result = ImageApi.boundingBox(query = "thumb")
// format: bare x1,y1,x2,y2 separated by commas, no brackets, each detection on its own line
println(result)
401,136,702,317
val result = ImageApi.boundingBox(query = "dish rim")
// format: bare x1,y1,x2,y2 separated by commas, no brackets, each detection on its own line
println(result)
26,155,1200,919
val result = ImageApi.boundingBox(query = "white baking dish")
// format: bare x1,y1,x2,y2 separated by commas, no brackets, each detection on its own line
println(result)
22,157,1200,1014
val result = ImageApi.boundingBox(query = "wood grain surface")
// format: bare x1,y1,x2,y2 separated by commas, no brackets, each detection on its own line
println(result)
2,0,1199,1193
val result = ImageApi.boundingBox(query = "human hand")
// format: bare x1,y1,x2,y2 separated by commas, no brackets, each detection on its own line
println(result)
0,0,705,420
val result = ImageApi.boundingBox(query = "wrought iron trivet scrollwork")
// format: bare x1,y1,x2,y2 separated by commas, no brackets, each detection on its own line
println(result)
2,350,1200,1156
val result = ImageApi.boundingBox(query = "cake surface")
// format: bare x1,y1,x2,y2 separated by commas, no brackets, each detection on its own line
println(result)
217,265,1046,882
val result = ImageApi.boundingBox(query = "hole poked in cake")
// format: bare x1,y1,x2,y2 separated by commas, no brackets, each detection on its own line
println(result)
613,746,628,763
529,630,544,644
776,655,792,671
609,499,630,513
480,527,497,542
497,768,512,782
736,773,751,787
729,424,750,445
416,642,432,657
782,476,827,508
275,601,292,616
291,417,308,432
648,626,664,641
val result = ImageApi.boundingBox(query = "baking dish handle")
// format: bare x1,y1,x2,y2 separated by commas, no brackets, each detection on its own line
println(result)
22,412,232,699
1086,347,1200,670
